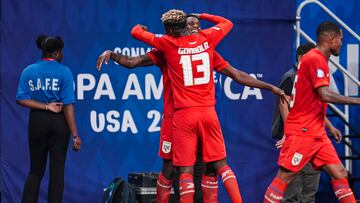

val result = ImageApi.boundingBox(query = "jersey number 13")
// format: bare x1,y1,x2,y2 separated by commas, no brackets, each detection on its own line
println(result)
180,52,210,86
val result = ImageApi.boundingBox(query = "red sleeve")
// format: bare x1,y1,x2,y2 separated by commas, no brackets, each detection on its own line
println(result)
213,51,229,72
147,49,165,68
199,13,233,46
306,57,330,89
131,25,165,51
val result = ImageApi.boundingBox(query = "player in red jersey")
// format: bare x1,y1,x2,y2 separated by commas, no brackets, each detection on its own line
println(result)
130,9,241,203
96,49,228,203
131,10,286,203
264,21,360,203
97,14,286,203
185,14,288,203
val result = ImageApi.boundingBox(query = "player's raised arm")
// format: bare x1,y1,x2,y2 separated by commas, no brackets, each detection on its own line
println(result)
130,24,154,45
131,24,158,47
199,13,233,35
96,50,154,70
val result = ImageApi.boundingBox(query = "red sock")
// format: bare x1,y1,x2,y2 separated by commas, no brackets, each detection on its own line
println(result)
331,178,356,203
179,173,195,203
202,175,218,203
156,173,173,203
264,177,287,203
217,166,242,203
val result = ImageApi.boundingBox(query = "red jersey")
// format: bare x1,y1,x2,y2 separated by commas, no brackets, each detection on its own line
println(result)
132,13,233,109
213,51,230,72
147,49,229,116
147,49,173,117
284,49,330,137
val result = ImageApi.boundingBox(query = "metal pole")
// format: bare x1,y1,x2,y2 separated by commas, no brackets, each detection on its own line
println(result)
296,0,360,42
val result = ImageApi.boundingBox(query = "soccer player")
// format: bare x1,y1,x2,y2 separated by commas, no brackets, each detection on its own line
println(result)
272,42,342,202
264,21,360,203
131,9,240,203
131,9,286,203
97,14,287,203
96,43,229,203
185,14,290,203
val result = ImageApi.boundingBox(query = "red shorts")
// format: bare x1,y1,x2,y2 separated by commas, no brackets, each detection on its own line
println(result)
278,134,341,173
172,107,226,166
158,116,173,160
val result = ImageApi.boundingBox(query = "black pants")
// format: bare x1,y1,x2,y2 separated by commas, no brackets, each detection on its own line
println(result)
283,163,321,203
22,110,70,203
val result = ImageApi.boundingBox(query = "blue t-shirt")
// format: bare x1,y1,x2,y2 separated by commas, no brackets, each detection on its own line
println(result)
16,59,75,105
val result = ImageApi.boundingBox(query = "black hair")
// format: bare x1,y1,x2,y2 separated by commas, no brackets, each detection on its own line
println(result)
316,21,341,39
186,14,200,20
36,35,64,53
164,20,187,31
296,42,316,60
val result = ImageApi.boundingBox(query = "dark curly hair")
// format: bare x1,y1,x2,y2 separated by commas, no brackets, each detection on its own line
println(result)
36,35,64,54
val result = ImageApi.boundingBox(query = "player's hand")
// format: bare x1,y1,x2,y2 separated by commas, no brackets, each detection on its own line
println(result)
272,86,289,105
137,24,148,31
96,50,113,71
275,135,286,149
47,102,63,113
72,135,82,151
329,127,342,143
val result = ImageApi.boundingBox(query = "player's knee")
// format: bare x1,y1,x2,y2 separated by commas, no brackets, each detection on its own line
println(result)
161,168,174,179
203,163,217,176
162,159,173,168
278,167,296,184
162,159,174,179
213,159,228,171
179,166,194,175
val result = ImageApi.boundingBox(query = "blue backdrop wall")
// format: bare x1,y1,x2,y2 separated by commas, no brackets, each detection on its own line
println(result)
0,0,358,203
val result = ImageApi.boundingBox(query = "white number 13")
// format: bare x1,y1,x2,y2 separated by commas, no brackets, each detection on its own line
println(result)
180,52,210,86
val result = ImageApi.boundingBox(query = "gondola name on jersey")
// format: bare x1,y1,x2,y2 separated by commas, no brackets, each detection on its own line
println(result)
178,42,209,55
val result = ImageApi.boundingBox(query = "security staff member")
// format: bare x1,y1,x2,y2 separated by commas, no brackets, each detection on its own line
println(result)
16,35,82,203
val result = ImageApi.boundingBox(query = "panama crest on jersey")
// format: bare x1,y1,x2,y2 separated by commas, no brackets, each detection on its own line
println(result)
291,152,303,166
162,141,171,154
316,68,325,78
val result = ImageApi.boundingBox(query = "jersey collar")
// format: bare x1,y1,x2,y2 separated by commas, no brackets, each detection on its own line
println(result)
42,58,56,61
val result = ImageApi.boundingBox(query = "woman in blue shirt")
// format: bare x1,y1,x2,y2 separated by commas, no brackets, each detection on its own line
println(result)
16,35,82,203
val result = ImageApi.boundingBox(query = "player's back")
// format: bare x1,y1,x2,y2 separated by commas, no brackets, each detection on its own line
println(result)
147,49,174,117
284,48,329,137
159,31,221,109
130,13,233,109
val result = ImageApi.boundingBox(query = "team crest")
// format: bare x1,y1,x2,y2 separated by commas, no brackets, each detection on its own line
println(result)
162,141,171,154
291,152,303,166
316,68,325,78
